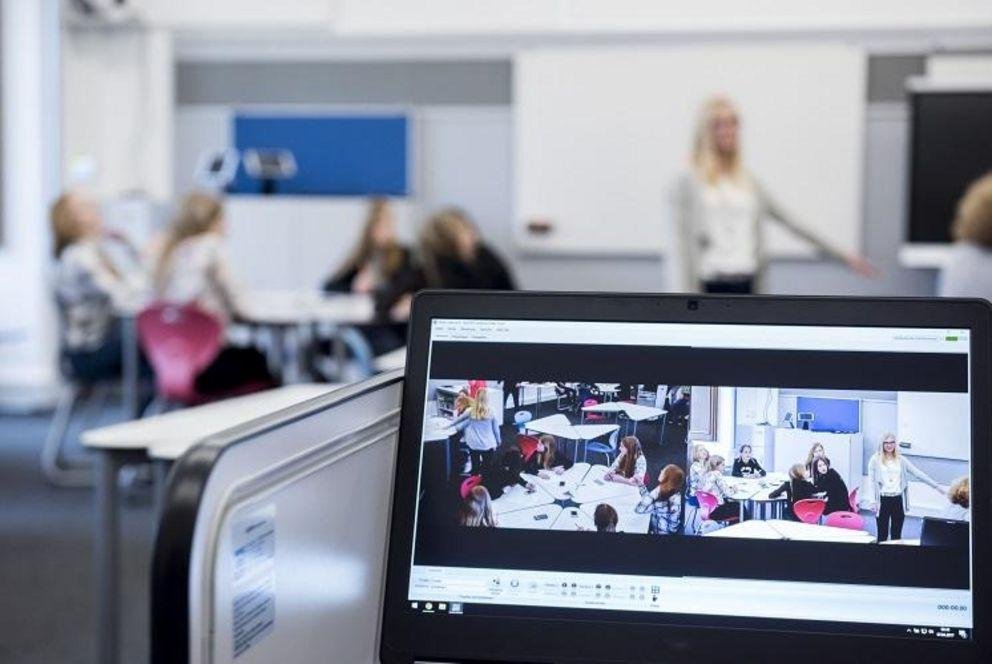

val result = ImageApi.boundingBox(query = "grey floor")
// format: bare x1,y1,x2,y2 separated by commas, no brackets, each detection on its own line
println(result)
0,406,154,664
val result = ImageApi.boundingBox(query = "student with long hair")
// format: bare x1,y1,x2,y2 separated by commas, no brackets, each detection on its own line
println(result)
451,387,502,476
866,433,944,541
647,464,685,535
673,95,873,293
459,485,497,527
940,172,992,301
731,443,766,478
688,444,710,498
593,503,619,533
522,434,572,479
804,442,827,485
945,477,970,521
154,192,275,395
698,455,743,521
812,457,850,515
769,463,819,520
51,191,147,381
604,436,647,486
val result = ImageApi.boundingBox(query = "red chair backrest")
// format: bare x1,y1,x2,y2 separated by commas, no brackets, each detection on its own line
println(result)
460,475,483,500
137,302,224,403
695,491,720,520
824,511,865,531
582,398,598,407
848,487,859,512
517,435,540,462
467,380,487,398
793,498,827,524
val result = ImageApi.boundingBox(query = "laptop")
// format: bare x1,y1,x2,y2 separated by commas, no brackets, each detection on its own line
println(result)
922,517,971,549
380,292,989,663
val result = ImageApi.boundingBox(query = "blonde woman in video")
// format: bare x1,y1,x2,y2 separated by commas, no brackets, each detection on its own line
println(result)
866,433,944,542
451,387,502,476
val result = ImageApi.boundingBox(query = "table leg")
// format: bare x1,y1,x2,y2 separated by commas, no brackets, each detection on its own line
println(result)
96,450,124,664
445,438,452,480
121,315,139,419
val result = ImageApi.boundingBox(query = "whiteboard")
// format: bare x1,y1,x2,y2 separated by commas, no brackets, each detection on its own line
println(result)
896,391,971,461
514,44,866,260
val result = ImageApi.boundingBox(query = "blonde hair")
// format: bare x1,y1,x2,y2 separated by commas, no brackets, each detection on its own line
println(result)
155,192,224,287
467,388,492,420
332,198,404,281
51,193,86,257
952,172,992,248
418,207,476,287
692,444,710,463
707,455,725,472
788,463,807,481
948,477,970,509
804,442,826,468
692,95,747,186
877,432,901,464
459,485,496,527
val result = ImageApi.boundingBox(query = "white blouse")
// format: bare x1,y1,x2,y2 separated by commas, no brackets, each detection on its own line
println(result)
697,178,760,280
156,233,244,324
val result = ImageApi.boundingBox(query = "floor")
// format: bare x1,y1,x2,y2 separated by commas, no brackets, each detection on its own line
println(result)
0,407,153,664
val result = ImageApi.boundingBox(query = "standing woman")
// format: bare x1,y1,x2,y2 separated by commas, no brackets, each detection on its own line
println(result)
673,96,874,293
154,192,275,396
451,387,502,476
866,433,945,542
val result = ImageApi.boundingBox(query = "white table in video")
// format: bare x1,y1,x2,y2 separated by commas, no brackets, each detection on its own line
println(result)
581,402,666,441
726,473,789,522
497,504,563,530
594,383,621,400
766,519,876,544
703,520,784,540
570,464,643,504
551,506,595,531
520,462,592,502
493,483,555,516
578,495,652,534
424,415,459,479
525,415,620,464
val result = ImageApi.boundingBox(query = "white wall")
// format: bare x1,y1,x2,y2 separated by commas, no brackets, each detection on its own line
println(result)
0,0,61,408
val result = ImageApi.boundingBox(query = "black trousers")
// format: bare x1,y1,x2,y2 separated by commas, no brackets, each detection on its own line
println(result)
469,449,496,477
703,277,754,294
876,495,905,542
195,345,277,396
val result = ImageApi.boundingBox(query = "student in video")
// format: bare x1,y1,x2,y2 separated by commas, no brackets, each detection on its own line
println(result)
805,442,827,485
672,95,874,294
769,463,818,520
459,485,497,527
594,503,619,533
605,436,647,486
939,171,992,301
945,477,970,521
865,433,945,542
812,457,850,515
699,455,743,521
522,434,573,478
646,464,685,535
154,192,276,396
451,387,502,476
688,443,710,498
321,197,412,355
731,444,766,478
51,191,147,383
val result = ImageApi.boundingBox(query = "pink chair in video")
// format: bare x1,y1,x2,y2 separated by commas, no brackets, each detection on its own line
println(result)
460,475,483,500
848,487,859,512
824,511,865,531
793,498,827,525
695,490,738,527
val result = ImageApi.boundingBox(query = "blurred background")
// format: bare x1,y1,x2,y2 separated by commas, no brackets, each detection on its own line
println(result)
1,1,991,662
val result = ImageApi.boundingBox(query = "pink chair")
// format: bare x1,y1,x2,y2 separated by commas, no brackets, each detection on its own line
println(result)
467,380,487,398
517,434,541,463
848,487,859,512
138,303,223,406
582,398,605,422
695,490,737,525
794,498,827,524
824,511,865,531
460,475,483,500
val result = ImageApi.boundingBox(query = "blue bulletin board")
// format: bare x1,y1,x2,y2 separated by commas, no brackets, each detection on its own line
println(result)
797,397,860,434
230,114,408,196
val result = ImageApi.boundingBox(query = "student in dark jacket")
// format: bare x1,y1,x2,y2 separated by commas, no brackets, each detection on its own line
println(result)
731,444,766,478
812,457,850,515
521,434,573,478
769,463,819,520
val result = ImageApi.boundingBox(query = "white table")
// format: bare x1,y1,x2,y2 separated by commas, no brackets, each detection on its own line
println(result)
424,416,459,479
492,483,555,515
516,381,560,414
571,464,643,504
594,383,621,400
81,383,337,664
581,402,666,440
704,519,784,540
497,504,563,530
765,519,876,544
725,473,789,522
578,496,652,534
881,538,921,546
525,414,620,463
521,462,591,502
551,506,595,531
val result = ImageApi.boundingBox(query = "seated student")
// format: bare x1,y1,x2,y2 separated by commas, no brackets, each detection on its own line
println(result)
939,172,992,301
154,192,276,396
647,464,685,535
604,436,647,486
812,456,849,514
769,463,819,520
522,434,572,478
51,191,147,382
451,387,502,476
945,476,970,521
731,444,766,478
805,442,827,485
687,443,710,501
459,485,497,527
594,503,619,533
698,455,744,521
322,198,411,355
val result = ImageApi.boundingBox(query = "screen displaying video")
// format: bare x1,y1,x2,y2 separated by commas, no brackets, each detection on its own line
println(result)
406,320,973,641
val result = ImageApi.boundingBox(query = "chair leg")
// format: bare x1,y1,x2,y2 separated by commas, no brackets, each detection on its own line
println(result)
41,384,94,487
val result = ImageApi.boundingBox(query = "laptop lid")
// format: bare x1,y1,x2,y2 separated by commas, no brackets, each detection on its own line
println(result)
381,292,990,664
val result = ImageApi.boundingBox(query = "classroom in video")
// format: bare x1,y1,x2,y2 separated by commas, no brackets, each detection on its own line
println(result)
418,381,971,549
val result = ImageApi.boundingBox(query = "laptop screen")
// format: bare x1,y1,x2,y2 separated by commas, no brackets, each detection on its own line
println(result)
406,318,973,643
